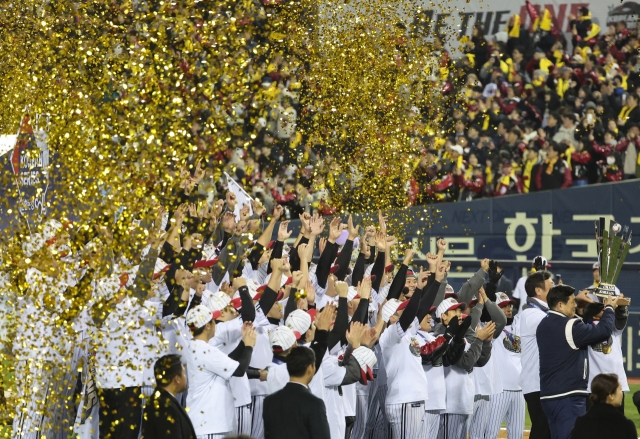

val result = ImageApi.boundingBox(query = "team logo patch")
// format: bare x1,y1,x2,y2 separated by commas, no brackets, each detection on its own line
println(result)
503,331,521,353
592,336,614,355
409,338,421,357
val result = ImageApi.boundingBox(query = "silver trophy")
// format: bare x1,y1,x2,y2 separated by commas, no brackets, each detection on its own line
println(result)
594,217,632,298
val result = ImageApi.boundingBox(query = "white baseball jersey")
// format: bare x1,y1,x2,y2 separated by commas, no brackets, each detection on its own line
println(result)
266,360,289,394
249,326,272,397
473,347,503,396
416,330,446,412
95,297,165,389
186,338,238,435
444,340,475,415
513,276,527,313
519,298,548,394
493,317,522,391
588,327,629,392
323,354,348,439
210,318,251,407
379,322,429,405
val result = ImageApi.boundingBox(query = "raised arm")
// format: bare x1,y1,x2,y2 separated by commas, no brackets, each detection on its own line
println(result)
458,259,488,304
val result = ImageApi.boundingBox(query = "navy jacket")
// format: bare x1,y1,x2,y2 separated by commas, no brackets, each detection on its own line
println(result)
537,307,615,400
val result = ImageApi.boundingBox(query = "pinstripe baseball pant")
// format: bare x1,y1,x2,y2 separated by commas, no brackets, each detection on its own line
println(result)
385,401,427,439
234,404,251,435
469,395,490,439
484,390,525,439
196,434,229,439
424,410,441,439
437,414,469,439
364,384,390,439
251,395,266,439
350,393,369,439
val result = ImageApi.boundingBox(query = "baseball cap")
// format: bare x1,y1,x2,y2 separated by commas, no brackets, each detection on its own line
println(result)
381,299,409,323
285,309,312,338
592,262,600,270
207,291,232,313
351,346,378,383
186,305,215,330
532,256,550,271
435,298,467,319
194,257,218,268
496,292,516,308
347,286,360,302
269,326,298,352
42,219,63,243
385,265,394,273
450,145,464,155
482,83,498,98
95,275,122,301
406,269,417,279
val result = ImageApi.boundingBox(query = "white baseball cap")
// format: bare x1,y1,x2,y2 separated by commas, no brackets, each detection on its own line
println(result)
95,275,122,301
42,219,63,242
445,284,455,294
496,292,515,308
435,298,467,319
285,309,312,338
269,326,298,352
450,145,464,155
207,291,231,313
347,286,360,302
352,346,378,383
382,299,409,323
186,305,216,330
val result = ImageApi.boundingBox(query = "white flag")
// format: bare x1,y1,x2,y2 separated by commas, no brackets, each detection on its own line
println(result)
225,172,253,221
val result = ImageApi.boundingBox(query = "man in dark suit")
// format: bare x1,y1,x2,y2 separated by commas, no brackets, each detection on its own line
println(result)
141,354,196,439
263,346,331,439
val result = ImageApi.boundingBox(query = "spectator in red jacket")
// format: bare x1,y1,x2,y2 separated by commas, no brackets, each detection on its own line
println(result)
534,141,573,191
454,154,485,201
571,140,592,186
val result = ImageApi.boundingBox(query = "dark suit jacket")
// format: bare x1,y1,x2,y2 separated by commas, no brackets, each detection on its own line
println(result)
141,387,196,439
263,382,331,439
571,401,636,439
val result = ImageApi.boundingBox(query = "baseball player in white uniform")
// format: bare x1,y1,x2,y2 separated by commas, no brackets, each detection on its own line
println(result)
484,293,526,439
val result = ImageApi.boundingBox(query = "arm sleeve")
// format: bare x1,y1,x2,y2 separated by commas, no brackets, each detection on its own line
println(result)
232,346,254,377
328,297,348,350
212,238,238,285
247,243,265,271
452,336,483,371
370,250,386,292
615,306,628,331
310,329,329,373
258,286,279,317
289,236,310,273
417,279,441,323
572,307,616,348
469,303,484,331
283,288,299,321
351,252,366,287
386,264,408,301
238,286,255,322
398,287,423,332
457,269,486,304
353,298,370,325
484,300,507,339
334,240,355,281
315,241,336,289
432,276,448,309
267,240,284,275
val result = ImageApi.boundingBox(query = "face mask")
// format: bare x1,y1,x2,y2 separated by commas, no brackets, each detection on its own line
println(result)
607,156,616,165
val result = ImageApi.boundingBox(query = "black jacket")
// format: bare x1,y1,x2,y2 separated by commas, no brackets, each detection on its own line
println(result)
571,402,636,439
141,388,196,439
263,382,331,439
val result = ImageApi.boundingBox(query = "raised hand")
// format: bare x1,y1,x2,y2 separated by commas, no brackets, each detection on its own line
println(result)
273,204,284,220
222,211,236,233
240,204,251,221
328,217,343,243
315,303,336,331
335,281,349,298
358,276,372,300
232,276,247,290
480,258,490,273
270,257,284,273
241,322,257,347
195,283,206,297
375,231,387,251
437,238,447,253
426,252,438,272
365,225,376,238
403,247,415,266
305,279,316,305
309,214,325,236
251,199,266,217
292,271,305,288
477,287,488,304
378,210,387,235
278,221,292,241
347,215,360,240
299,213,311,234
435,262,447,282
416,267,430,290
318,237,327,256
297,243,308,261
487,260,502,284
346,322,365,348
476,322,496,341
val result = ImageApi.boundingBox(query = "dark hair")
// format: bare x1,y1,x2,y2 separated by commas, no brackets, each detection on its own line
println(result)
286,346,316,377
191,325,207,337
524,271,551,297
154,354,183,387
547,285,576,310
548,141,566,155
589,373,619,404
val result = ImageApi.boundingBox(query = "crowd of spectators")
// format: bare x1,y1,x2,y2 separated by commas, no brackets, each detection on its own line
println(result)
205,3,640,216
